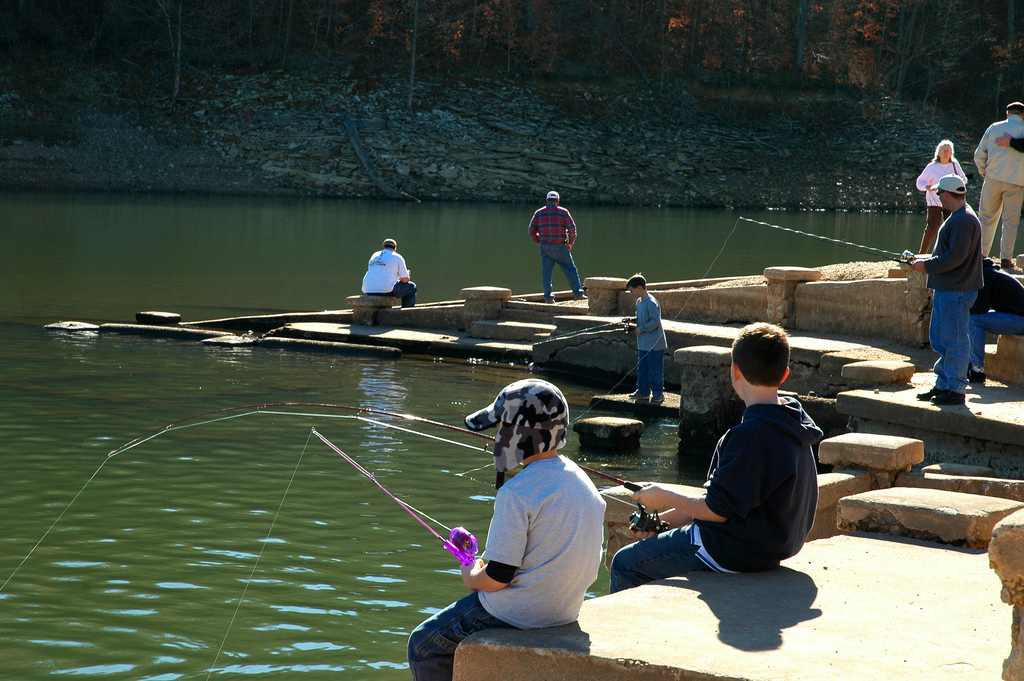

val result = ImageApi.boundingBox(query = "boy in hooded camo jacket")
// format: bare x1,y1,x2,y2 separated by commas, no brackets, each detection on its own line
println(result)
406,379,605,681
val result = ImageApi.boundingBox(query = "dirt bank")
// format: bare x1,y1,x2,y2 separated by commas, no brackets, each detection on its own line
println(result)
0,63,981,208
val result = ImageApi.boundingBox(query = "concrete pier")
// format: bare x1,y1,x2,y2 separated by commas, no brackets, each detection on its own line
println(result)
454,534,1007,681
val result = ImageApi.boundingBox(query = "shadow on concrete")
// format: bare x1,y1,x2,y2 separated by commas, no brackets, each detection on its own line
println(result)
661,567,822,651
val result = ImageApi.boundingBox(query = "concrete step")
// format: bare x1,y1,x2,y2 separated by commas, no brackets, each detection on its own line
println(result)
469,320,555,342
505,300,590,315
988,334,1024,386
837,486,1024,548
454,534,1006,681
896,469,1024,503
499,308,561,324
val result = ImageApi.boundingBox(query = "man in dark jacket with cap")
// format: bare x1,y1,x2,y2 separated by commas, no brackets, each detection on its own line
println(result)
407,379,605,681
910,174,985,405
967,258,1024,382
610,322,823,590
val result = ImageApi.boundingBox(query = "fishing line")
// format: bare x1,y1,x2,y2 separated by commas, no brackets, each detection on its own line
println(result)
737,216,904,259
203,429,313,681
0,403,489,593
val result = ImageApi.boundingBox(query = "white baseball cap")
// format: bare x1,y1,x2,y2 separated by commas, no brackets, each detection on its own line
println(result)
930,174,967,195
545,190,560,201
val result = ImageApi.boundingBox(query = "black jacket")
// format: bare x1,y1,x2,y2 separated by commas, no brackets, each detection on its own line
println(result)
971,259,1024,316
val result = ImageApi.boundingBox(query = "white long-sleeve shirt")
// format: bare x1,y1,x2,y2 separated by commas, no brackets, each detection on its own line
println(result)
915,159,966,207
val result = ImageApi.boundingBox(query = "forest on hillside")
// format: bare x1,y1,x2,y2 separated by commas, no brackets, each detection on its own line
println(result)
4,1,1023,119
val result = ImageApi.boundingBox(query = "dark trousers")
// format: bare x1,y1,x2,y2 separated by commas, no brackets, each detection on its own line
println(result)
367,281,417,307
920,206,950,253
407,592,514,681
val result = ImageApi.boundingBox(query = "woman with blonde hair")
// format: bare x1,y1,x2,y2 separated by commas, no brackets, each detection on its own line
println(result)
915,139,967,252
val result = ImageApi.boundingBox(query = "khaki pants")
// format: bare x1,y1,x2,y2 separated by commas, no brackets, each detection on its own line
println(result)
978,175,1024,259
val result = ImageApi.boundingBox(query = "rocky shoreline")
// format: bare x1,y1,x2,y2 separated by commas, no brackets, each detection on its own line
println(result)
0,64,982,209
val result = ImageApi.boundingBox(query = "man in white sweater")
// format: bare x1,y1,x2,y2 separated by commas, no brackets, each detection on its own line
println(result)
974,101,1024,270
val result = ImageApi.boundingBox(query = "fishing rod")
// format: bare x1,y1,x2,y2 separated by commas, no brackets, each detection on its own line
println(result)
312,428,477,566
737,216,911,262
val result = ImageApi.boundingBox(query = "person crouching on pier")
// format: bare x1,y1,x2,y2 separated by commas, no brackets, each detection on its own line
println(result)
910,174,984,405
609,323,822,591
407,379,606,681
362,238,417,307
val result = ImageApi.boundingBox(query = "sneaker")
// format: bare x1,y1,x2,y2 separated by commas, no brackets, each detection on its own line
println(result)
573,292,588,300
543,297,554,304
968,367,987,384
627,391,649,402
931,390,966,405
650,394,665,405
916,387,940,401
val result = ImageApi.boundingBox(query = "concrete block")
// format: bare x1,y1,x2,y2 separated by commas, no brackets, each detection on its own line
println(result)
792,279,906,342
818,347,912,377
258,336,401,358
990,509,1024,681
896,470,1024,503
763,266,823,282
807,471,873,541
989,334,1024,386
888,268,907,278
585,277,628,315
573,416,644,451
922,462,997,477
460,286,513,301
672,345,731,367
818,433,924,472
456,534,1006,681
838,487,1024,548
99,323,225,340
44,321,100,332
470,320,554,341
840,360,916,384
136,310,181,325
346,294,398,325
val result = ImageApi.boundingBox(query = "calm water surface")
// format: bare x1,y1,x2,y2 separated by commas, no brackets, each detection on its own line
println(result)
1,194,922,680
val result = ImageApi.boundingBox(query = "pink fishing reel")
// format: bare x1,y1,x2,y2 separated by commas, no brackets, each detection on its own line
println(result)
443,526,478,566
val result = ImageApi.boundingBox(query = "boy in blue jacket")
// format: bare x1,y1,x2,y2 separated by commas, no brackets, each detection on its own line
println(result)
625,273,668,404
610,322,822,590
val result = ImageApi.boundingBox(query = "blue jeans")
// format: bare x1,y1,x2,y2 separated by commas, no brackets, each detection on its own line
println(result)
969,311,1024,370
609,526,710,593
540,244,582,298
407,592,514,681
367,281,417,307
929,289,978,393
635,349,664,398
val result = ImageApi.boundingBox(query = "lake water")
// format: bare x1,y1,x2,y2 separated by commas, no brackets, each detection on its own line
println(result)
1,193,922,680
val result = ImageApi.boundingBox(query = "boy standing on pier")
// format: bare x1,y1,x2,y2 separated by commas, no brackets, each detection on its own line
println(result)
407,379,606,681
625,274,668,404
610,322,822,591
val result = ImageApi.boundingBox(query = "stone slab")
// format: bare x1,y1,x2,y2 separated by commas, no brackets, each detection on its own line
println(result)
44,321,100,332
454,534,1006,681
763,266,824,282
469,320,555,342
573,416,644,451
838,487,1024,548
99,323,226,340
258,336,401,357
135,310,181,325
837,383,1024,449
275,322,532,362
346,294,398,308
183,309,354,333
816,470,874,510
201,335,258,346
584,277,628,290
461,286,513,301
922,462,997,477
817,347,913,377
840,360,916,384
589,393,680,418
818,432,924,472
896,470,1024,503
673,345,732,367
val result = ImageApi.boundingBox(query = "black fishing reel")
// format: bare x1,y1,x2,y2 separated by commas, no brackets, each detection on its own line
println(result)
896,249,916,265
629,503,669,535
621,316,636,335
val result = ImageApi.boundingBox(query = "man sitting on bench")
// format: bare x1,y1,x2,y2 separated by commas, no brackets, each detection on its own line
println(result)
968,258,1024,383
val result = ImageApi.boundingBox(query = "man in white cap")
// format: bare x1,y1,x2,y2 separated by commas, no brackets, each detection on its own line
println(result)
528,190,586,303
910,174,984,405
406,378,605,681
974,101,1024,269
